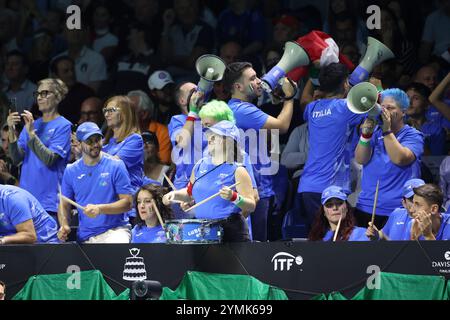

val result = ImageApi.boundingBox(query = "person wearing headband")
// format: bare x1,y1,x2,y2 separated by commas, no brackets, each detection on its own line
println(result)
308,185,368,241
163,120,256,242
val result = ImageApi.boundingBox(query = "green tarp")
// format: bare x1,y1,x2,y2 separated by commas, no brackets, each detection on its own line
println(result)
352,272,448,300
13,270,129,300
10,270,450,300
312,272,449,300
159,271,288,300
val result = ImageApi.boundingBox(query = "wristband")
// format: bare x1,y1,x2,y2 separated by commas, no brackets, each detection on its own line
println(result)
358,139,370,147
361,132,373,140
232,194,244,207
186,116,197,122
382,130,392,136
187,181,193,196
188,111,199,119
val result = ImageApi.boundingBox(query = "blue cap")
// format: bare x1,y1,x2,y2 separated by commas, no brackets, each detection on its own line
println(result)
321,186,348,205
76,122,103,142
402,178,425,198
207,120,240,142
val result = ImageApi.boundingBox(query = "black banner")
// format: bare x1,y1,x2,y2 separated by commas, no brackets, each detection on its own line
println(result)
1,241,450,299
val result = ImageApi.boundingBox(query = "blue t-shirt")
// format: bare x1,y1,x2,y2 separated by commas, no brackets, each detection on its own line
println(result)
436,214,450,241
228,98,274,198
382,208,413,240
299,99,365,194
357,125,424,216
131,224,166,243
61,155,133,242
168,115,206,190
103,133,144,218
418,105,449,155
323,227,369,241
191,158,242,220
0,185,59,243
18,116,71,212
102,133,144,189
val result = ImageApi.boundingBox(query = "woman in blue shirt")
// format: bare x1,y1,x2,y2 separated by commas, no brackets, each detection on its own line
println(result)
163,120,256,242
309,186,369,241
7,78,71,220
102,95,144,222
132,184,173,243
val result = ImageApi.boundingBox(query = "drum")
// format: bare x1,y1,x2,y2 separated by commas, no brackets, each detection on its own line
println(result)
165,219,223,244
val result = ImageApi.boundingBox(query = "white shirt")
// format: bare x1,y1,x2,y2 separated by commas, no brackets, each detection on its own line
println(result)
54,46,107,85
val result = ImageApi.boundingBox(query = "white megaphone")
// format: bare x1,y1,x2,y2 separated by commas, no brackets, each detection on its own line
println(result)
195,54,226,100
347,82,381,118
261,41,310,93
349,37,395,86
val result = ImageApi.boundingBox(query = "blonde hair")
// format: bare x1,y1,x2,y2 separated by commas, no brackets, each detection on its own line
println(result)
37,78,68,104
104,95,140,144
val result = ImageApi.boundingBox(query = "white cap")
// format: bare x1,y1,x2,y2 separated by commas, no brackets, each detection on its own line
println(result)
148,70,174,90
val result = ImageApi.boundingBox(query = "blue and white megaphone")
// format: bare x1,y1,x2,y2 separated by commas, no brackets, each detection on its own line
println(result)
347,82,381,119
195,54,226,102
349,37,395,86
261,41,310,93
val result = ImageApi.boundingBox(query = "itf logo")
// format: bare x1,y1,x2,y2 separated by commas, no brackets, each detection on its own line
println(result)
271,252,303,271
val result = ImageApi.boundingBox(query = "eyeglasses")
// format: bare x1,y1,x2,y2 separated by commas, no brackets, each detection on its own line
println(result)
33,90,54,98
102,107,120,115
324,200,345,208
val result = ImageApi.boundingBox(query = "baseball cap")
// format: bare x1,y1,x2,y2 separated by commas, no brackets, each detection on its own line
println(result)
273,14,300,30
76,122,103,142
148,70,174,90
402,178,425,199
321,186,348,205
207,120,240,142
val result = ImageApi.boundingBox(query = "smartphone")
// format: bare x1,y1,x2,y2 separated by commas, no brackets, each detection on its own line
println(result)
8,97,17,113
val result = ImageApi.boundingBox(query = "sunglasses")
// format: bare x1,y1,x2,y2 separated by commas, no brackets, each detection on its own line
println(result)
102,107,120,115
33,90,54,98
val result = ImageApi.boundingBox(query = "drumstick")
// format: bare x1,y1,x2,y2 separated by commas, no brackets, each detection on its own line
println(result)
164,173,176,190
371,180,380,225
184,182,241,213
151,199,165,229
333,214,343,242
59,193,86,211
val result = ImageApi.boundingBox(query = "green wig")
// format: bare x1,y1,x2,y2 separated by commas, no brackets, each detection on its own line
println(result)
199,100,235,123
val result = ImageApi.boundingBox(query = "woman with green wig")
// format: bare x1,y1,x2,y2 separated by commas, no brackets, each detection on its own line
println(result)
163,100,257,242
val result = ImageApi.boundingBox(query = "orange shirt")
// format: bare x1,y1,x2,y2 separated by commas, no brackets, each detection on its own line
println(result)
148,121,172,164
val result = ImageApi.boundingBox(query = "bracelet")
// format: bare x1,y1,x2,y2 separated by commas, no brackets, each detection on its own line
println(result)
361,132,373,140
382,130,392,136
187,111,199,119
233,195,244,207
230,191,238,202
187,181,193,196
358,139,370,147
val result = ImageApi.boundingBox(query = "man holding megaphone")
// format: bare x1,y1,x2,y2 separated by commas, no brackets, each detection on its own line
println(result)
223,61,296,241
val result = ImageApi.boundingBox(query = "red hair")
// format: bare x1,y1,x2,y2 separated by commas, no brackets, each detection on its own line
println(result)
308,202,357,241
